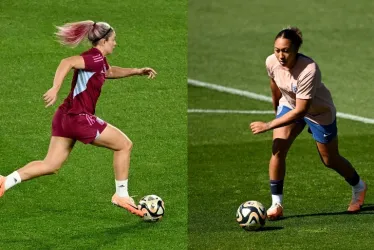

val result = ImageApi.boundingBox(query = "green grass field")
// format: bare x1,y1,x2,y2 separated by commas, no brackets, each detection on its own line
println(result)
188,0,374,249
0,0,186,249
3,0,374,249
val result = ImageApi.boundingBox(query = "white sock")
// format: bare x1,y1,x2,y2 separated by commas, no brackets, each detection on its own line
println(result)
5,171,22,190
115,179,129,197
353,179,365,193
272,194,283,206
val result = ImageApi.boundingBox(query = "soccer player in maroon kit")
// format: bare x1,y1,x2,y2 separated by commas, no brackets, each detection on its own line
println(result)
0,20,157,217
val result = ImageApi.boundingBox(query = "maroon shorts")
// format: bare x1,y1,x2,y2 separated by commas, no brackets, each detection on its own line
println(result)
52,108,108,144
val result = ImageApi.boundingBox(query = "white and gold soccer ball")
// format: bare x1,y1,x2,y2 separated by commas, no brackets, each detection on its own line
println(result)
139,195,165,222
236,200,266,231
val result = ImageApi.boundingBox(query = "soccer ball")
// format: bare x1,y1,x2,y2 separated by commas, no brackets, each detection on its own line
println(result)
139,195,165,222
236,200,266,231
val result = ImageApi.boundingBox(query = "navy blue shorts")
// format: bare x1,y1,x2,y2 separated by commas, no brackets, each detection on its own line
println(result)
276,106,337,144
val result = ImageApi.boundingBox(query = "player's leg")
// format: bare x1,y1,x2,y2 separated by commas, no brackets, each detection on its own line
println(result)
315,137,366,212
305,118,367,212
93,123,132,180
266,106,306,220
0,136,75,197
92,123,144,217
267,122,305,220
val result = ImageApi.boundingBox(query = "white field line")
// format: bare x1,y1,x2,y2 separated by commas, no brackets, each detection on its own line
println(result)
188,78,374,124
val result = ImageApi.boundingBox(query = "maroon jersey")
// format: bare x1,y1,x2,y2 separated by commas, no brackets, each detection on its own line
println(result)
59,48,109,115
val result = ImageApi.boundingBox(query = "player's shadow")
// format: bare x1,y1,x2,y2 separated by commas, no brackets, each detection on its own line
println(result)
68,220,158,248
259,226,283,231
281,204,374,220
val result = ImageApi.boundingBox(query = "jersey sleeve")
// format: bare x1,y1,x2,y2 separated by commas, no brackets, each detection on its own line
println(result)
296,64,320,100
81,54,104,72
265,56,275,79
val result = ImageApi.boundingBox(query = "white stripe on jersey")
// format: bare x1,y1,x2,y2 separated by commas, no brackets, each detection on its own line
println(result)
93,54,103,63
73,70,95,98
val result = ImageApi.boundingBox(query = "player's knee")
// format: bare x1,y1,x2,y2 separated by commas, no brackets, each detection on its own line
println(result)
272,138,292,157
120,137,133,152
271,143,288,159
49,165,62,175
320,155,337,168
43,161,63,174
271,150,287,159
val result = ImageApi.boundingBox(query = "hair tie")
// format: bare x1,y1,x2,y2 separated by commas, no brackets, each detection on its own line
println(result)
92,27,112,43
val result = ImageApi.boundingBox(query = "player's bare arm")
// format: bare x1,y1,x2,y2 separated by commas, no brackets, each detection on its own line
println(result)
105,66,157,79
270,78,281,114
250,98,311,134
43,56,85,107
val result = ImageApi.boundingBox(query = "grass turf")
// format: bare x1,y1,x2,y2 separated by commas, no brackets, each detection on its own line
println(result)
188,87,374,250
0,0,187,249
188,0,374,249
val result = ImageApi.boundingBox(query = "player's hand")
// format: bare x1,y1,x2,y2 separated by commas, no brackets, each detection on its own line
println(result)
43,87,58,108
139,67,157,79
250,121,270,134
